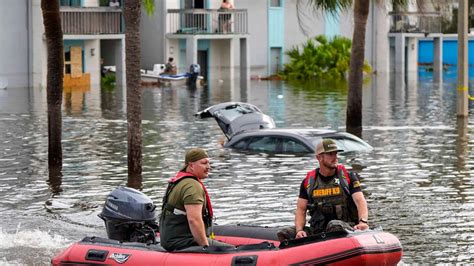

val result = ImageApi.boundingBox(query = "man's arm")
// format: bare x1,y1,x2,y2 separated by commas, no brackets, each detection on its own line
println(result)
184,204,209,246
352,191,369,230
295,198,308,238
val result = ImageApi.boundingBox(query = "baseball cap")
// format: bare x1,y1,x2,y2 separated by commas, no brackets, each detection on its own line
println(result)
316,139,344,155
181,148,209,171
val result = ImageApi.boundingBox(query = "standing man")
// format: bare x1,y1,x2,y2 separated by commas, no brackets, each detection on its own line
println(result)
159,148,233,251
278,139,369,241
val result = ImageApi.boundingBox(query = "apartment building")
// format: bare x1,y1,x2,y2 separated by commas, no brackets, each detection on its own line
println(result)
0,0,125,89
140,0,391,79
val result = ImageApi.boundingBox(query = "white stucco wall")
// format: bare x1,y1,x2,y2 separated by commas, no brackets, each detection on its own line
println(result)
235,0,268,75
0,0,30,88
82,0,99,7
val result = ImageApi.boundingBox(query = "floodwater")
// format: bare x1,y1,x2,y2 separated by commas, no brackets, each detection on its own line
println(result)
1,71,474,264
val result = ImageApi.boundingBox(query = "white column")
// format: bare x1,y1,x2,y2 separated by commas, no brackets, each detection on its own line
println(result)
406,37,418,73
433,35,443,83
186,36,197,68
394,34,405,74
240,37,249,86
115,37,126,86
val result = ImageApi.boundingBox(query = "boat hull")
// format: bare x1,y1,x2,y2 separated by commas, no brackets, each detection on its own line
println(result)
51,225,402,265
141,72,203,87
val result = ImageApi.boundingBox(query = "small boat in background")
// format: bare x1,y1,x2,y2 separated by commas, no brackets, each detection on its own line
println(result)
141,64,203,87
104,64,203,87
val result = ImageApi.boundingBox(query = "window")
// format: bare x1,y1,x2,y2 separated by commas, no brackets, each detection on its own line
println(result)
60,0,81,6
333,139,372,153
247,136,278,152
270,0,281,7
232,138,250,149
281,138,310,153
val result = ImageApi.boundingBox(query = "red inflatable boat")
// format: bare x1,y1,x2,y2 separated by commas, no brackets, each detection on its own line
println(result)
51,187,402,265
52,224,402,265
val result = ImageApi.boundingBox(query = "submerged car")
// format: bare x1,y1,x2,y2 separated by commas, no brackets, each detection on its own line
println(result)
195,102,373,155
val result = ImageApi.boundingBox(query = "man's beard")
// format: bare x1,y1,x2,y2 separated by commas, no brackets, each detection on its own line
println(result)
323,160,337,170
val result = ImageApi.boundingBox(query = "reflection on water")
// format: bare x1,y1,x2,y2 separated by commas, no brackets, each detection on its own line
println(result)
0,72,474,264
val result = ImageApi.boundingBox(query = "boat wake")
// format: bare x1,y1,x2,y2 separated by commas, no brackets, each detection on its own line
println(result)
0,225,71,249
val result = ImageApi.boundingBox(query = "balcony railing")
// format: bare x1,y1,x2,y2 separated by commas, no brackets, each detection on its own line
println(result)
389,12,442,34
60,7,123,35
167,9,248,35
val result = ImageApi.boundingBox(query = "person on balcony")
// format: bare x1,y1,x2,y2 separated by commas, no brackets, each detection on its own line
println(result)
219,0,234,33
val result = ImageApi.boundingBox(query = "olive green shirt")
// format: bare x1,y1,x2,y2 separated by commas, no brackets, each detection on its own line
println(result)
166,178,206,212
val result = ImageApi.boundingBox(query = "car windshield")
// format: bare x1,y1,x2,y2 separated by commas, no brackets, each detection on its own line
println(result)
306,133,372,153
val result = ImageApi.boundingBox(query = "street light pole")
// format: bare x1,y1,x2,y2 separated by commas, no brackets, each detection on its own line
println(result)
457,0,469,116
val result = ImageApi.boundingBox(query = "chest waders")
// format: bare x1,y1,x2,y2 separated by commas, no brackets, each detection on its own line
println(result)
305,166,359,232
159,175,212,251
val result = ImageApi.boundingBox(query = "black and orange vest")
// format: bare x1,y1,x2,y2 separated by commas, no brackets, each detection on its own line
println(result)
303,165,358,231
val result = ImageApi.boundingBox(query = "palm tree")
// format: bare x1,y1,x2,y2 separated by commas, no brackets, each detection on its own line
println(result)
41,0,64,174
123,0,142,188
123,0,154,188
300,0,423,137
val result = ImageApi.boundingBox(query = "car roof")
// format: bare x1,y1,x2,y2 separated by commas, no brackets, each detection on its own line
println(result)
227,128,373,153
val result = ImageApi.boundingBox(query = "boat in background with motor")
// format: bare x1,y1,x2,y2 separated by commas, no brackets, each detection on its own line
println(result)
142,63,203,87
103,64,204,87
51,187,403,266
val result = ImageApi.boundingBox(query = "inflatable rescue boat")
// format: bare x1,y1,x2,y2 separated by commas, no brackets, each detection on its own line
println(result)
51,187,402,265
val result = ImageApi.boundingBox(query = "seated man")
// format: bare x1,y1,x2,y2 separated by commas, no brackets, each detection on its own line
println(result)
163,57,177,75
159,148,234,251
277,139,369,241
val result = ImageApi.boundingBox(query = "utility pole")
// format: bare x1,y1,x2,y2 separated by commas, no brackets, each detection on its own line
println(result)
457,0,468,116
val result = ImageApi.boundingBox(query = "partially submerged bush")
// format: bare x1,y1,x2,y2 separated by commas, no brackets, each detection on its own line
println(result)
101,73,116,91
279,35,371,80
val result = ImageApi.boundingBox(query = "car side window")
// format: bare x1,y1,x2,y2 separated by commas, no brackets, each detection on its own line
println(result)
232,138,250,149
247,136,278,152
281,138,310,153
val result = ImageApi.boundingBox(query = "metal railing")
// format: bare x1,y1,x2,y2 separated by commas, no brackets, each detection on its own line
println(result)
60,7,123,35
167,9,248,35
389,12,442,34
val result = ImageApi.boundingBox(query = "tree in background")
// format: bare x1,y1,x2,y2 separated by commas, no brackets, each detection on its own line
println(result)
41,0,63,174
123,0,154,188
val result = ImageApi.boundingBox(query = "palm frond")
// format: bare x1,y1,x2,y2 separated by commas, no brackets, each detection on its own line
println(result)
142,0,155,16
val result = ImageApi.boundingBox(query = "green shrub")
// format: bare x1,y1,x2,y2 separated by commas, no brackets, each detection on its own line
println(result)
279,35,371,81
101,73,116,91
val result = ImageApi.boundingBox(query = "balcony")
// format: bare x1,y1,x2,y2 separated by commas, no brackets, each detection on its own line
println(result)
389,12,442,34
166,9,248,35
60,7,123,35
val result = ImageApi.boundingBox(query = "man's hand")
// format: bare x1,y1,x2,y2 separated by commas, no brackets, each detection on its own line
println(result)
295,230,307,239
354,222,369,231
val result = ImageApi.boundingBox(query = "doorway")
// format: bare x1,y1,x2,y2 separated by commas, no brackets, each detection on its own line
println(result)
184,0,204,8
198,50,208,80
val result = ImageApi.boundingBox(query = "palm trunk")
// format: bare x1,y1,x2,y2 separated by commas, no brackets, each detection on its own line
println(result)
41,0,63,173
124,0,143,188
346,0,369,138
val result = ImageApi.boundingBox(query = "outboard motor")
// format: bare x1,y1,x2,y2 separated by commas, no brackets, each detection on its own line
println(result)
188,63,201,86
98,186,158,244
